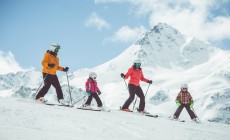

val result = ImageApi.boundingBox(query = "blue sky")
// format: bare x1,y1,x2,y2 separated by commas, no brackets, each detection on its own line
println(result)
0,0,229,73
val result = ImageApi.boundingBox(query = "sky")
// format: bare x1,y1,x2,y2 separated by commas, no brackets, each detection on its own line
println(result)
0,0,229,74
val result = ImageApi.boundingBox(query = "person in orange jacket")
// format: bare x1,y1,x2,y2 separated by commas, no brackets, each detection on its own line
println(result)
120,59,152,113
35,43,69,105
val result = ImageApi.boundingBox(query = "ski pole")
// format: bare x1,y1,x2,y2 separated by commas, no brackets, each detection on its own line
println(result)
33,73,49,99
132,83,151,111
123,78,137,111
191,108,201,122
144,83,151,97
66,71,73,105
122,78,128,91
71,95,88,107
132,97,137,111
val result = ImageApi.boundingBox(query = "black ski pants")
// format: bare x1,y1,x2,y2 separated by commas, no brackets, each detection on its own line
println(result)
174,104,196,119
85,93,102,107
36,73,64,100
122,84,145,111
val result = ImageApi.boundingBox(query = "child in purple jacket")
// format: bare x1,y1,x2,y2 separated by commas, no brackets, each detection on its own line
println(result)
82,72,102,109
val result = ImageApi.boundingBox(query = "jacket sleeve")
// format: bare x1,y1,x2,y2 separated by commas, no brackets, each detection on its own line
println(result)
176,92,181,102
57,66,64,71
124,68,132,79
188,92,194,103
57,57,64,71
85,81,90,92
96,83,100,92
140,70,148,82
42,53,50,68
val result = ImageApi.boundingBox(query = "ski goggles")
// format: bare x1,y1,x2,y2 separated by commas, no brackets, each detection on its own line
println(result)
52,44,61,52
135,63,141,67
55,46,60,52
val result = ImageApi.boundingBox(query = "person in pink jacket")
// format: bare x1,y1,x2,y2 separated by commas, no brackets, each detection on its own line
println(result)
82,72,102,109
120,59,152,113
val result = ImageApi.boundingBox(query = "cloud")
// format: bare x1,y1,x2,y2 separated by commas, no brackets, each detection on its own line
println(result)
104,25,147,43
96,0,230,42
145,0,230,41
0,51,23,75
85,12,110,30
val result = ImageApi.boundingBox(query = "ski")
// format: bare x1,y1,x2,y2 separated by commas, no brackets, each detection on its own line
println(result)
144,114,158,118
77,107,101,111
169,116,185,122
76,106,110,112
44,103,71,107
119,106,158,118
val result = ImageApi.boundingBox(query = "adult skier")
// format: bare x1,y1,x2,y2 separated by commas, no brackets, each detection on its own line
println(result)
173,84,198,121
120,59,152,113
35,43,69,105
81,72,103,110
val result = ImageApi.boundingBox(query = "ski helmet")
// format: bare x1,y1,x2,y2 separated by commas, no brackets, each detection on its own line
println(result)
89,72,97,79
181,83,188,89
134,59,141,67
51,43,61,52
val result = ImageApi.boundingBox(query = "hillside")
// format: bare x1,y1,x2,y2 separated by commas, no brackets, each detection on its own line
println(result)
0,97,229,140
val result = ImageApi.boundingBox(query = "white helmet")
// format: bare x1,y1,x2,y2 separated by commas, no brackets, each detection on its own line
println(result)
181,83,188,89
50,43,61,51
89,72,97,79
134,59,141,64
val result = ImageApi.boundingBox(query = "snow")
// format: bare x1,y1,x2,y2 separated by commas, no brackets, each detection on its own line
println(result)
0,23,230,127
0,97,230,140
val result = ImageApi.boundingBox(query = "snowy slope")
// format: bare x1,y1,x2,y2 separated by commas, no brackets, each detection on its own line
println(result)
0,97,230,140
0,23,229,125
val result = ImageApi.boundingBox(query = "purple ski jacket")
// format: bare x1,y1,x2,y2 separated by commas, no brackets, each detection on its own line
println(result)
85,78,100,93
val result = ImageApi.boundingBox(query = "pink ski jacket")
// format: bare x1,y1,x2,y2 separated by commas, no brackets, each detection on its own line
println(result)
85,78,100,93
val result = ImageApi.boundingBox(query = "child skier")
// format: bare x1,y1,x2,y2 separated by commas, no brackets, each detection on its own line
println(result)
81,72,103,110
173,84,198,121
120,59,152,114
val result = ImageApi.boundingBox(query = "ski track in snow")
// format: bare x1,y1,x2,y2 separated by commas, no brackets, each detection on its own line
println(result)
0,97,229,140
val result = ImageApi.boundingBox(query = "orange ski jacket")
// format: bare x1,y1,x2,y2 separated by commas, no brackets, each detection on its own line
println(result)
42,51,64,75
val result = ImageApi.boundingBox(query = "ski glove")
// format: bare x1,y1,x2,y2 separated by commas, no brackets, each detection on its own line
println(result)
98,91,101,95
63,67,69,72
147,80,153,84
190,102,194,109
48,63,55,68
176,100,181,107
86,92,91,95
120,73,125,78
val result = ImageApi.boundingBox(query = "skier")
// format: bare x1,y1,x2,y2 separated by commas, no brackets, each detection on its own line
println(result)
81,72,103,110
120,59,152,113
35,43,69,105
173,84,198,121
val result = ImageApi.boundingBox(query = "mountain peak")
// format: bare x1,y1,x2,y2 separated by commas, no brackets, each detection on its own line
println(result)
135,23,184,47
129,23,219,68
151,23,180,34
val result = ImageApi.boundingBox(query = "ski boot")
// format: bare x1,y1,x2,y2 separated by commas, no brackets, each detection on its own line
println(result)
36,97,47,103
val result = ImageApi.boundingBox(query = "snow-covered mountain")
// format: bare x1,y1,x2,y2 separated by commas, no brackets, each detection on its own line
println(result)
0,23,229,125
